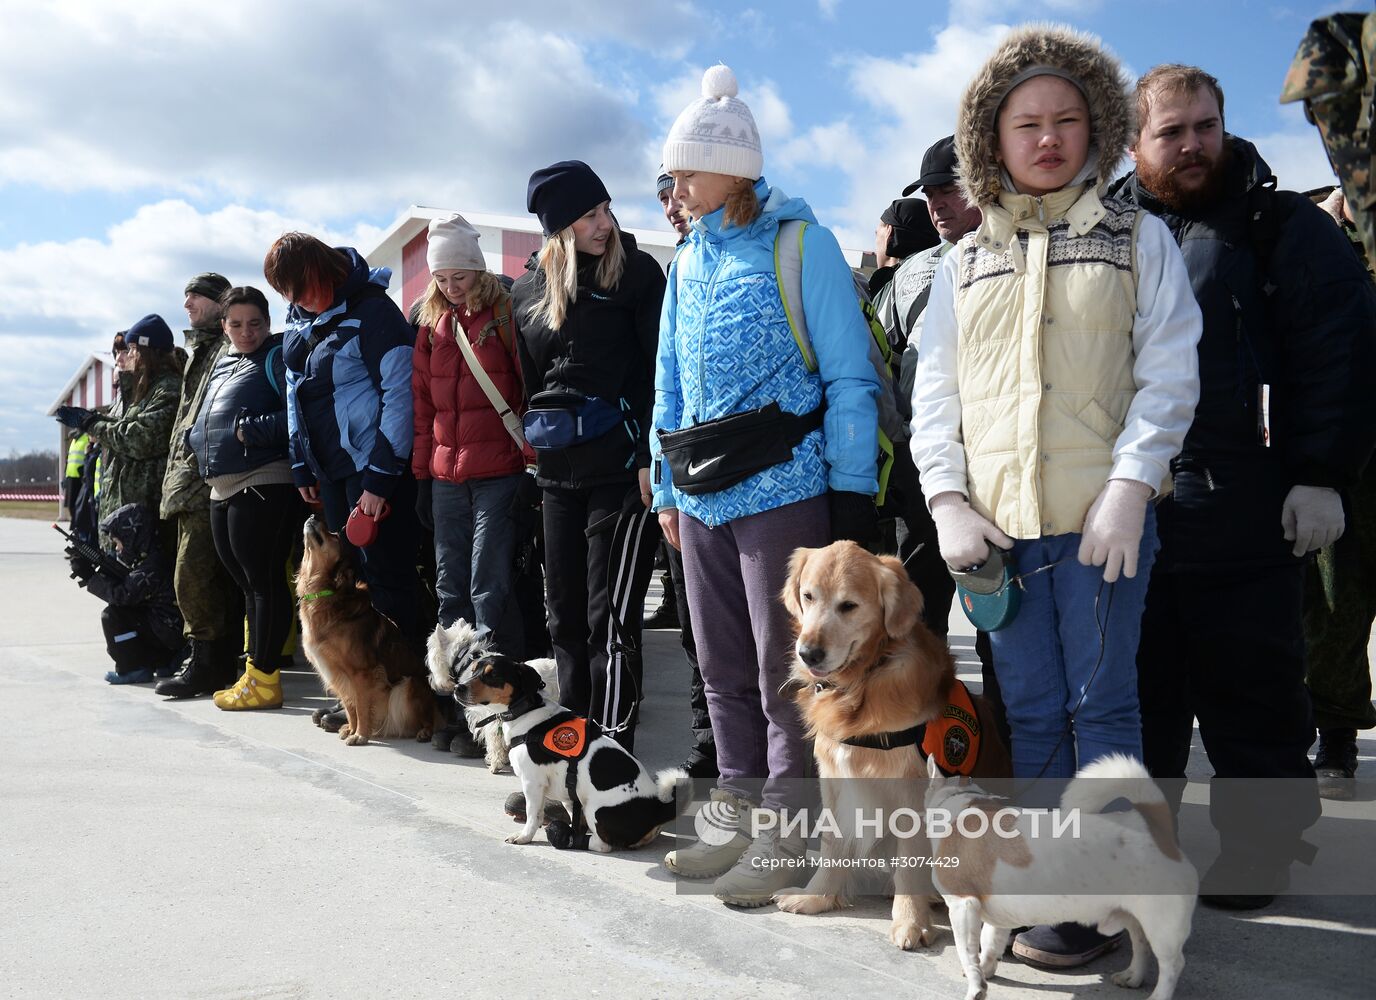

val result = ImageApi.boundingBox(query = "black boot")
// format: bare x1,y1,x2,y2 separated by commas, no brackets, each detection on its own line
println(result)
450,716,485,758
644,571,679,630
1314,727,1358,801
154,639,224,699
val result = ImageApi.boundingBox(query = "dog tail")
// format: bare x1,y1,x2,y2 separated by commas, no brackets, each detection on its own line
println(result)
1060,754,1165,815
653,767,690,821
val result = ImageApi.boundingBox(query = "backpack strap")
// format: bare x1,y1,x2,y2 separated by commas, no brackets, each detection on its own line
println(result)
773,219,817,371
491,292,517,356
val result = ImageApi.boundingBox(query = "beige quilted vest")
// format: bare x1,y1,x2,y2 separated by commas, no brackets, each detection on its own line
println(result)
954,185,1142,538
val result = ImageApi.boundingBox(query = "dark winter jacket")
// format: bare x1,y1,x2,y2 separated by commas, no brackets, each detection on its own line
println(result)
87,370,182,552
187,334,288,479
511,231,665,489
1111,137,1376,570
160,323,229,518
283,248,415,498
412,292,530,484
83,503,183,649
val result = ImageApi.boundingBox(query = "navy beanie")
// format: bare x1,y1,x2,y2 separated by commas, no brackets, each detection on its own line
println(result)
125,314,175,352
527,160,611,237
880,198,940,259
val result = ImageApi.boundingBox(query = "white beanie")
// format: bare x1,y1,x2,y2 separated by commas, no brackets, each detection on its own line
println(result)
661,65,763,180
426,213,485,272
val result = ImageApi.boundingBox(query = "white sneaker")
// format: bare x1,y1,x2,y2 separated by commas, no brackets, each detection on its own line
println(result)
664,788,752,880
712,819,809,908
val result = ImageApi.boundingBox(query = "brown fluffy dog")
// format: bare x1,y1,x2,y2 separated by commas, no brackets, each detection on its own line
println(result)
774,540,1009,950
296,515,440,746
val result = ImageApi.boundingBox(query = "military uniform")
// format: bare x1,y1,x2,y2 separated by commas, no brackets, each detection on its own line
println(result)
160,323,240,645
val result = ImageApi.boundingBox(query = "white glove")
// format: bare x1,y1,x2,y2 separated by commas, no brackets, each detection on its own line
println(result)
929,492,1014,570
1078,479,1151,583
1282,485,1344,556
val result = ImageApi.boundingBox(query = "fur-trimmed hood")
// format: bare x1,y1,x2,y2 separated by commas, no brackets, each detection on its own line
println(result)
956,24,1133,208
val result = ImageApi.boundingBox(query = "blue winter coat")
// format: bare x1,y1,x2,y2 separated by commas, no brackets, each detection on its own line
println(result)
650,179,880,526
282,249,414,497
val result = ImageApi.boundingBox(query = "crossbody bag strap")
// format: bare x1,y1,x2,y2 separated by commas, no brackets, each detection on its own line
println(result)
452,311,528,451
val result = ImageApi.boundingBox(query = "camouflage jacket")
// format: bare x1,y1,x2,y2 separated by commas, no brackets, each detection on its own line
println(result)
87,371,183,551
1281,12,1376,263
159,323,228,518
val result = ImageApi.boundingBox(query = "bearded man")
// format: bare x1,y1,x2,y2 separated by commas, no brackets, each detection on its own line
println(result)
1111,65,1376,909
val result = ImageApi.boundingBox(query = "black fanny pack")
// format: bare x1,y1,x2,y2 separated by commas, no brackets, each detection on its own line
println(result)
657,402,823,496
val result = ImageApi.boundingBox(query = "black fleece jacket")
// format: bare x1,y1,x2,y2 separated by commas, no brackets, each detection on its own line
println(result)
511,231,666,490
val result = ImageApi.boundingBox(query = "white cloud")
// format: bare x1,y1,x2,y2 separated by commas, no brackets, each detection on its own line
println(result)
0,199,381,454
0,0,694,221
772,21,1011,246
818,0,841,18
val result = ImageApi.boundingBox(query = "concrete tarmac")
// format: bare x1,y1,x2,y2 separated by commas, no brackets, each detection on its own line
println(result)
1,516,1373,999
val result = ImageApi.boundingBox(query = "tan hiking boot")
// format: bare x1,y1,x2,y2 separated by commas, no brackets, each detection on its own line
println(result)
712,819,810,908
664,788,753,879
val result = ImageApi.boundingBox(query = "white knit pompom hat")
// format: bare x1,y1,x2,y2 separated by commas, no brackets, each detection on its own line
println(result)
661,64,763,179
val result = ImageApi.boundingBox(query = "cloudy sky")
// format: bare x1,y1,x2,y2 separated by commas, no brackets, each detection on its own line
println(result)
3,0,1337,456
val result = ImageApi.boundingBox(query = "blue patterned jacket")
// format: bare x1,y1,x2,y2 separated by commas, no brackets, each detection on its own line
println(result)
651,179,880,526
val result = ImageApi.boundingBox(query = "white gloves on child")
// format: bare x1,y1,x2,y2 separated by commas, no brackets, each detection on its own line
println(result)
1078,479,1152,583
1282,485,1345,557
929,492,1014,570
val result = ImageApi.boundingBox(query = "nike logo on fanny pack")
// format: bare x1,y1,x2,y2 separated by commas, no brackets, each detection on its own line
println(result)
687,455,724,476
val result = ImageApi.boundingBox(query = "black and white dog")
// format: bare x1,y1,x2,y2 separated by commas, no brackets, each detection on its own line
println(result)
455,653,685,852
426,619,559,773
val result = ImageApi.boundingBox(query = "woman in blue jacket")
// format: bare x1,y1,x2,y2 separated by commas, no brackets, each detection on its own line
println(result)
264,233,419,641
652,66,881,905
187,286,300,710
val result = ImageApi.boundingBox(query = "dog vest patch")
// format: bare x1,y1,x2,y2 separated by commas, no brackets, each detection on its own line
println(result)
922,680,982,776
516,712,602,767
543,717,589,759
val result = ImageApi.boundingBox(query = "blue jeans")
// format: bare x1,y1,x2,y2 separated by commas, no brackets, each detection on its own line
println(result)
432,474,522,649
988,507,1159,782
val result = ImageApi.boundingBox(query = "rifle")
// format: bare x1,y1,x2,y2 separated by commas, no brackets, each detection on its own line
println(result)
52,522,129,582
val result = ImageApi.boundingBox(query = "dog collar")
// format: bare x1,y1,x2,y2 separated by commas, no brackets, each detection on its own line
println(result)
299,589,336,601
494,690,546,723
841,723,927,751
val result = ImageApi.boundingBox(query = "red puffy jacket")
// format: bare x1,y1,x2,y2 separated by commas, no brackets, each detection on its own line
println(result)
413,293,531,484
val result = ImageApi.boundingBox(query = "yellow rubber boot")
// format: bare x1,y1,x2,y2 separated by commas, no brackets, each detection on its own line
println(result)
213,658,283,710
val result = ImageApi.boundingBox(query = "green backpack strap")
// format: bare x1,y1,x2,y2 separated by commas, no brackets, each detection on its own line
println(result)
772,219,897,505
774,219,816,371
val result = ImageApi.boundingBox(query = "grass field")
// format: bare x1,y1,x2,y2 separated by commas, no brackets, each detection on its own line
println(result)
0,501,63,520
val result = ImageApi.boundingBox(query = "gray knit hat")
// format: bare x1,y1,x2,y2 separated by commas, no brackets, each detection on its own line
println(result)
662,65,763,180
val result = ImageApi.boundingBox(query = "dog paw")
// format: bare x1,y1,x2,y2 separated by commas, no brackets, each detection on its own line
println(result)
1111,969,1145,990
344,733,368,747
416,728,433,742
890,919,934,951
775,890,840,915
505,833,533,845
963,983,987,1000
338,723,352,739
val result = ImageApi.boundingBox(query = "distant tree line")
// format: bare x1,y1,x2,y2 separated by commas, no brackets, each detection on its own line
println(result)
0,451,60,485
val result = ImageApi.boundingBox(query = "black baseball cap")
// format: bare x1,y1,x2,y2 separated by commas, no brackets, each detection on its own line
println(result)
902,135,958,196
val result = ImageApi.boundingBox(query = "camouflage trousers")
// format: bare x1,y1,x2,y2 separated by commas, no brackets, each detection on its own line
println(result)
1304,468,1376,730
174,508,243,643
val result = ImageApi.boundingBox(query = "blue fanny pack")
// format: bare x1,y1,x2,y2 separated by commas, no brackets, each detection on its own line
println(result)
522,390,632,452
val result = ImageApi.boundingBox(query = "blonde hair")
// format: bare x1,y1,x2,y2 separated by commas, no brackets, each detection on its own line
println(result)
415,270,504,330
535,221,626,330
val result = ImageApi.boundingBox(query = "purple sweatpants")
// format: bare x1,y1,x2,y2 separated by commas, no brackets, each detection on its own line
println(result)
678,495,830,812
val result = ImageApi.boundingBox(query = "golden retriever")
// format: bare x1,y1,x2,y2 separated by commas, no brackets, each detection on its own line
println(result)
774,540,1009,950
296,514,441,746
